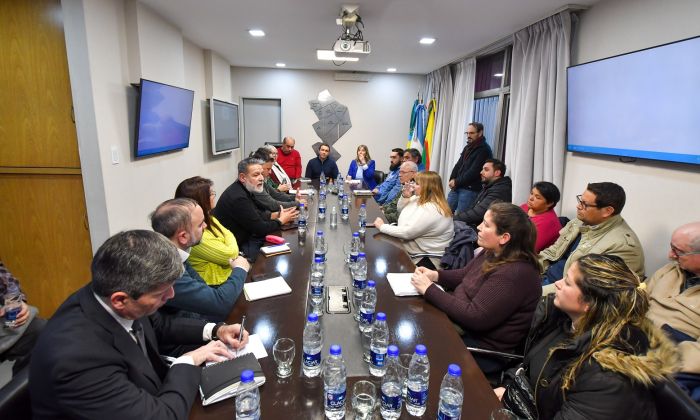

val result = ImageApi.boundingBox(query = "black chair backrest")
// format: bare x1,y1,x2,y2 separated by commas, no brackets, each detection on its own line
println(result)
0,365,31,420
374,170,386,185
654,379,700,420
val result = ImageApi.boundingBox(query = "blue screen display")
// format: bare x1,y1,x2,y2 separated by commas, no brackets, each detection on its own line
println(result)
567,36,700,165
135,79,194,157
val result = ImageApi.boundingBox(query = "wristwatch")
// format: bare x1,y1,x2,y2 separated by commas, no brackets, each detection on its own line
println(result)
211,322,226,340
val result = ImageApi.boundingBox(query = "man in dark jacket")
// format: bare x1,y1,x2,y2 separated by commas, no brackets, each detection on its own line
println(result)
448,122,492,213
454,158,512,228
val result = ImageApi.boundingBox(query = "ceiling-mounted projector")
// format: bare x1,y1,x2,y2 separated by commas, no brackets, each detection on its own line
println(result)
334,39,371,55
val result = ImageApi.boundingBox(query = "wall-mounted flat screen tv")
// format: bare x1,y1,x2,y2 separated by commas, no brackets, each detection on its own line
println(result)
567,35,700,165
135,78,195,158
210,98,240,155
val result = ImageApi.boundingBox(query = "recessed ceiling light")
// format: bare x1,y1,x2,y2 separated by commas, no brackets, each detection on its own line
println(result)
419,37,436,45
387,68,397,72
276,63,286,67
494,73,504,77
316,50,359,62
248,29,265,37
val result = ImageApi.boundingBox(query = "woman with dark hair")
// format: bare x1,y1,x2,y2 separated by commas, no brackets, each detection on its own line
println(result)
175,176,239,286
520,181,562,252
495,254,677,419
410,202,542,372
346,144,377,189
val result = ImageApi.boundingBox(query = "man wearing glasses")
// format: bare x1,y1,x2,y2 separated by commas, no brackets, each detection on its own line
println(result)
447,122,492,213
539,182,644,286
645,222,700,402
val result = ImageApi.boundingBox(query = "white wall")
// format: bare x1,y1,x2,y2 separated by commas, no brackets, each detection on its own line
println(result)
63,0,240,250
230,68,424,174
564,0,700,273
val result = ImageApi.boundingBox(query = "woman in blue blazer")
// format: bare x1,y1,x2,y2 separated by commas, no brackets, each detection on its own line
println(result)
347,144,377,189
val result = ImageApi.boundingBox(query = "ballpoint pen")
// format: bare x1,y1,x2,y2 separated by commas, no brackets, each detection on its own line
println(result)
236,315,246,356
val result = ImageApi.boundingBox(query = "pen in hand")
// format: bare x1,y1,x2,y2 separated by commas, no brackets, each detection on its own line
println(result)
236,315,247,357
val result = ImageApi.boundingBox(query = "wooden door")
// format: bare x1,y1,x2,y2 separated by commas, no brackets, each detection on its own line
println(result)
0,0,93,316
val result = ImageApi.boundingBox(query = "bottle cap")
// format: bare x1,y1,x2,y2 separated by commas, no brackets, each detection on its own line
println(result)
367,280,376,288
376,312,386,321
314,257,323,263
387,345,399,357
330,344,342,355
241,369,255,383
448,364,462,376
415,344,427,356
358,252,366,258
353,232,359,237
299,203,305,208
307,313,319,322
316,230,324,236
361,203,366,208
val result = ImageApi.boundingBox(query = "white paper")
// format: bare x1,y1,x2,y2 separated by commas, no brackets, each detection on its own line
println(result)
353,189,374,196
289,189,315,195
386,273,420,296
260,244,291,255
243,276,292,301
235,334,268,359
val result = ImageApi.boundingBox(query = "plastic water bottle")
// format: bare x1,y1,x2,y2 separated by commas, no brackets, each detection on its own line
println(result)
352,252,368,321
320,171,327,189
359,280,376,332
437,364,464,420
380,345,403,419
302,313,324,377
370,312,390,377
309,257,325,312
349,232,360,264
235,369,260,419
314,230,327,261
337,175,344,194
318,190,327,221
297,203,307,234
323,344,347,420
3,283,22,328
358,203,367,234
340,194,349,221
330,206,338,228
406,344,430,416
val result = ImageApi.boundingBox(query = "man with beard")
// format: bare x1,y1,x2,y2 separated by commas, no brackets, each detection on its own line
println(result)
447,122,492,213
372,148,403,204
454,158,512,228
151,198,249,323
382,160,418,224
214,157,298,259
305,143,340,180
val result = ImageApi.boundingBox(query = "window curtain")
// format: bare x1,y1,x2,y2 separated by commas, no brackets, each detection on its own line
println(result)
504,11,573,209
421,66,453,180
472,96,499,152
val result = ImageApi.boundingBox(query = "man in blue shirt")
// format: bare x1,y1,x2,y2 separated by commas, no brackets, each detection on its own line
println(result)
305,143,340,180
151,198,249,322
373,147,403,204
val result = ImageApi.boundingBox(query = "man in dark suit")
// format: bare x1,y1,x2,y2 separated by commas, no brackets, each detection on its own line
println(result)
29,230,249,419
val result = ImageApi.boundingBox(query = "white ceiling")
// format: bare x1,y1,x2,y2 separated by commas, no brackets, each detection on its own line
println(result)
139,0,599,75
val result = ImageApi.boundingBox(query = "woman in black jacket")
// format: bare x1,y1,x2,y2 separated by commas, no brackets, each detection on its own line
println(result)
495,254,677,419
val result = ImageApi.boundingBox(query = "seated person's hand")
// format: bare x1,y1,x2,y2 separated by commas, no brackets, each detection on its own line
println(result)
411,270,434,295
373,217,385,229
371,188,379,194
414,266,439,283
448,179,455,189
277,184,290,192
493,387,506,401
230,256,250,272
185,340,234,365
216,323,250,350
278,206,299,225
2,302,31,329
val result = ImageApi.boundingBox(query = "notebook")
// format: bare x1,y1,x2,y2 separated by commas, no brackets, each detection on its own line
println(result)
260,244,292,256
353,189,374,196
199,352,265,406
243,276,292,301
386,273,445,296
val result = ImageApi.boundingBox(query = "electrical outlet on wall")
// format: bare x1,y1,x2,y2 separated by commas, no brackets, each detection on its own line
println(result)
110,145,120,165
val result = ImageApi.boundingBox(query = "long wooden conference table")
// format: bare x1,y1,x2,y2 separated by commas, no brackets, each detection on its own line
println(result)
190,183,501,419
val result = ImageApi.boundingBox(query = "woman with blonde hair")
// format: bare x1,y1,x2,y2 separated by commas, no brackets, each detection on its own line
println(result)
374,171,454,269
175,176,240,286
495,253,677,419
346,144,377,189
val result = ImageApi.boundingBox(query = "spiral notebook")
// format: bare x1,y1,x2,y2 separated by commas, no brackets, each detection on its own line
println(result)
199,353,265,406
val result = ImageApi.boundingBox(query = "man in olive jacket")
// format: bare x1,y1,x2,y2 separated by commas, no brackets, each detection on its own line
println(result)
539,182,644,288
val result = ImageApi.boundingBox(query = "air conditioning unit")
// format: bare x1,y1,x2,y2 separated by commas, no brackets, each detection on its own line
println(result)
334,72,372,82
333,39,371,55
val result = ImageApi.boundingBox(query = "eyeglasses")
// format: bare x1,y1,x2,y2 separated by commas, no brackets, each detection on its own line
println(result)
576,195,600,210
670,243,700,258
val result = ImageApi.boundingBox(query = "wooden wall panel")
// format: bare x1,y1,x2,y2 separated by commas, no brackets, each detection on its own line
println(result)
0,174,93,316
0,0,80,168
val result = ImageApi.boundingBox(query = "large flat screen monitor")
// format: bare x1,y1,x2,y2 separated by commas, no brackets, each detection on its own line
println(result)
135,79,194,158
210,98,240,155
567,35,700,165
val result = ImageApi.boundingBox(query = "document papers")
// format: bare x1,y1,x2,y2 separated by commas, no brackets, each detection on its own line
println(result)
386,273,420,296
243,276,292,301
236,334,268,359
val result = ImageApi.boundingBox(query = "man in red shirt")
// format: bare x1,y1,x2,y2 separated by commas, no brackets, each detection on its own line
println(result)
276,137,302,181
